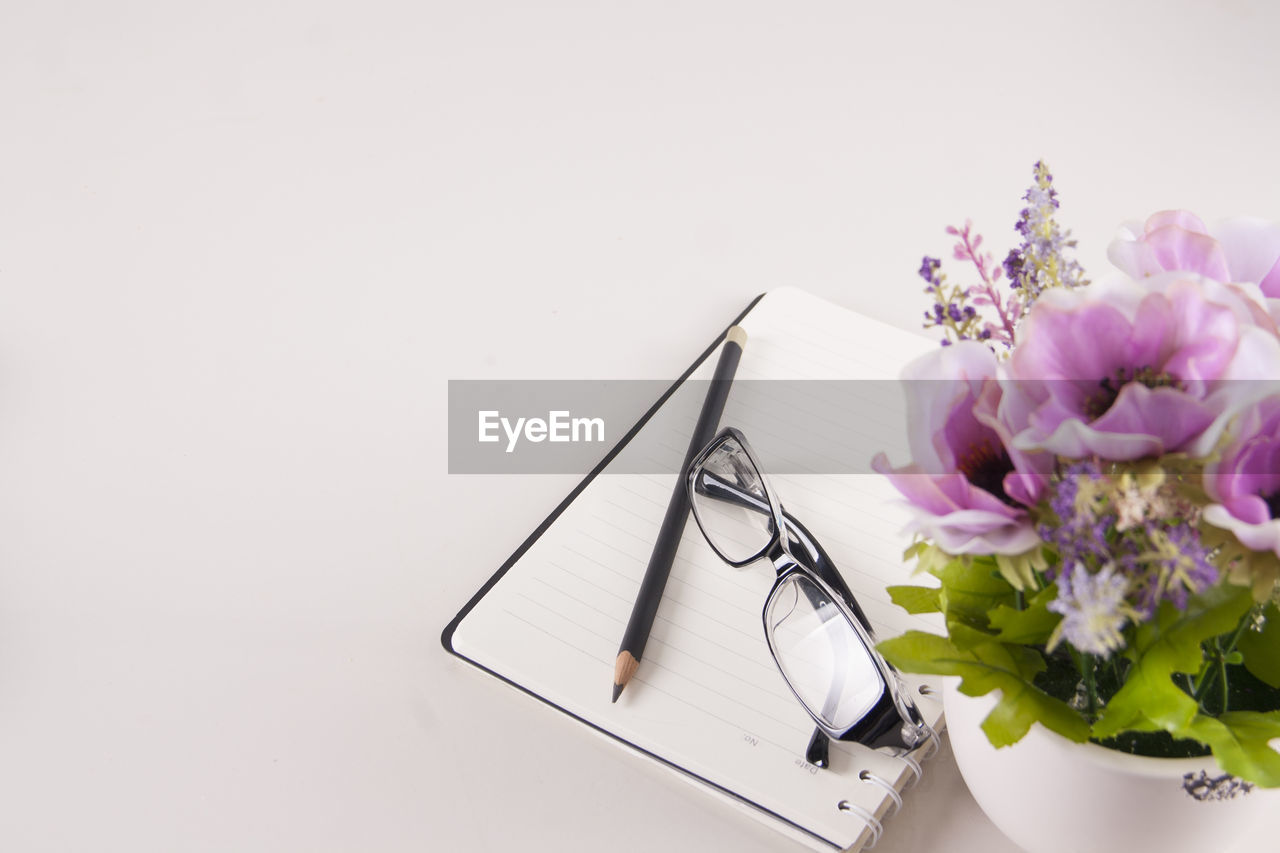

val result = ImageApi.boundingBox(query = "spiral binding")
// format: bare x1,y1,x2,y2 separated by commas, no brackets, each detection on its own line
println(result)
836,799,883,848
836,681,943,849
858,770,903,816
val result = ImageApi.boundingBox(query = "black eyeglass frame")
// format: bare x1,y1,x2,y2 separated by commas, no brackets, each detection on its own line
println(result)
685,427,930,758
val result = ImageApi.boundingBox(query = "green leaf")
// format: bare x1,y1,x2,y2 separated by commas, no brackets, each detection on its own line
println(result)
951,642,1048,695
1185,711,1280,788
987,585,1062,646
903,541,952,577
934,556,1018,650
1240,604,1280,689
1092,655,1201,739
994,548,1048,591
976,678,1088,749
877,631,1087,746
1093,585,1253,740
946,617,1000,651
937,556,1016,625
886,585,942,615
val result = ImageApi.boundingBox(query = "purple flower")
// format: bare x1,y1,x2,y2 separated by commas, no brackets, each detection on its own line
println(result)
919,256,943,287
1135,522,1217,613
1003,274,1280,461
1203,397,1280,557
1038,462,1216,619
1047,562,1130,656
1037,461,1115,574
1004,161,1087,304
872,342,1049,554
1109,210,1280,297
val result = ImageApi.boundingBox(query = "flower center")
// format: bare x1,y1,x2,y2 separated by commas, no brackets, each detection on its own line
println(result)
1085,366,1184,420
958,441,1018,507
1263,491,1280,520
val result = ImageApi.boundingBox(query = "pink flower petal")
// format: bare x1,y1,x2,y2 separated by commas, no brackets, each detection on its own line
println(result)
1089,384,1217,453
1143,225,1232,283
871,454,1038,556
1010,300,1135,381
1213,217,1280,287
1145,210,1211,234
1012,415,1165,460
1260,257,1280,298
1203,504,1280,557
899,341,998,474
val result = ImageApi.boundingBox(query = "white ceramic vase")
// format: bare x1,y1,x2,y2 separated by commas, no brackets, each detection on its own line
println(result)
942,678,1278,853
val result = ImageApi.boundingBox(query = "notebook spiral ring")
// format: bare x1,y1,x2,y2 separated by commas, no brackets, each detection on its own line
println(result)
838,724,941,847
916,720,941,762
858,770,903,815
836,799,883,848
896,752,923,788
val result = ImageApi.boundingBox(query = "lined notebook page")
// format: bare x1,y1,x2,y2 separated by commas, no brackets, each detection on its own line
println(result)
450,288,946,852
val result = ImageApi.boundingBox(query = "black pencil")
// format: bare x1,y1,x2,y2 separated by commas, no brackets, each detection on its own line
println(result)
612,324,747,702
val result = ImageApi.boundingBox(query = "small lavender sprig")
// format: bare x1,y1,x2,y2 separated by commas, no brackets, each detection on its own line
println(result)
1003,161,1088,303
917,160,1085,352
949,221,1021,349
918,255,982,346
1038,460,1114,574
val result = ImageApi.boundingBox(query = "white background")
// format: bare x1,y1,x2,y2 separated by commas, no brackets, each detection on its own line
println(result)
3,2,1280,851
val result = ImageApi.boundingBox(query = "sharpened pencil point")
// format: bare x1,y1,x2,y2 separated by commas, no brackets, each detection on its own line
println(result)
612,650,639,703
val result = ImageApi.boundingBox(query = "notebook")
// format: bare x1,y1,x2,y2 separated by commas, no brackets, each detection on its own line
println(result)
443,287,947,852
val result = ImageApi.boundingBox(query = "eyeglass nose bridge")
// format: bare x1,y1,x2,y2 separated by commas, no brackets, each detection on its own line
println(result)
767,514,874,637
764,537,796,577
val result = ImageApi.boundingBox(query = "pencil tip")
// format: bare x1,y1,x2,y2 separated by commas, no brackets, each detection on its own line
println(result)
613,650,640,701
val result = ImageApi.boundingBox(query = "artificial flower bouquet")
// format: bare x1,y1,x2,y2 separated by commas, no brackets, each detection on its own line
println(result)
873,163,1280,786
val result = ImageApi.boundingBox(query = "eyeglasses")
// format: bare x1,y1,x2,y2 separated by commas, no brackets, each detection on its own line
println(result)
685,427,932,766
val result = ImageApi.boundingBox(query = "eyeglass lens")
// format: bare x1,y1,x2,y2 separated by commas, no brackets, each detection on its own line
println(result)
765,573,885,732
689,436,774,563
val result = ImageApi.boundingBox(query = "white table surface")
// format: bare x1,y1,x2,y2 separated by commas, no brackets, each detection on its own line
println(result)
4,2,1280,851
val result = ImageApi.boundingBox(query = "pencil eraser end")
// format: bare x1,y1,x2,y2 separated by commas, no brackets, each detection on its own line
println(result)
725,325,747,348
